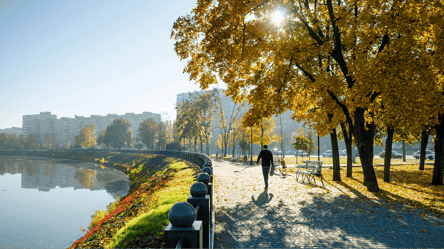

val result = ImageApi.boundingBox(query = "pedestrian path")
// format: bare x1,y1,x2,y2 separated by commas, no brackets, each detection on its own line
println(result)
212,160,444,248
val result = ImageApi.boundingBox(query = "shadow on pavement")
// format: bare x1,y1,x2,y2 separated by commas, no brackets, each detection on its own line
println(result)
215,186,444,248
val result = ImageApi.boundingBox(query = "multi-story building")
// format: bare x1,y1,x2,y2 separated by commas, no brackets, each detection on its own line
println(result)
0,127,22,136
21,111,161,146
22,112,57,144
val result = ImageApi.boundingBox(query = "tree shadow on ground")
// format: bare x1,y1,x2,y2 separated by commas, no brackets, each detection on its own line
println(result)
215,187,444,248
335,175,444,217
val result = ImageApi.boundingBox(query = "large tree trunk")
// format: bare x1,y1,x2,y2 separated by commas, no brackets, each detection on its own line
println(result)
224,133,228,157
340,122,353,177
384,128,394,183
194,137,197,152
354,108,379,192
432,114,444,185
419,129,428,171
402,141,406,162
331,128,341,181
200,136,203,153
232,132,237,157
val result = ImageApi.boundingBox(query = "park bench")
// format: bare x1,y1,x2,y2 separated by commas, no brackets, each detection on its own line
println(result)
295,160,324,186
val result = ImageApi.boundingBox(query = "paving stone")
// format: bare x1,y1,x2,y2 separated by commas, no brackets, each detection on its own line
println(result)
213,160,444,248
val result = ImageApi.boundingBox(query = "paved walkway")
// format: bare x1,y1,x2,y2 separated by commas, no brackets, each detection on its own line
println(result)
213,160,444,248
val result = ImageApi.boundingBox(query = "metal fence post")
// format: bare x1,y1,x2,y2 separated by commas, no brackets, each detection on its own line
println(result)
188,182,210,249
164,202,203,248
202,167,212,184
138,148,213,248
197,173,212,218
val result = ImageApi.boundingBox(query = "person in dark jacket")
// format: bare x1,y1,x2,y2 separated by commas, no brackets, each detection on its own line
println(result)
256,145,274,191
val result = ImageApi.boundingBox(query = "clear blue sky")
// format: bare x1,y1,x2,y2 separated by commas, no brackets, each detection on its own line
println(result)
0,0,213,129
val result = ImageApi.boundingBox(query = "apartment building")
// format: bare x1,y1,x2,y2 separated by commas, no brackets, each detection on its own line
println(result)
22,111,161,146
0,127,22,136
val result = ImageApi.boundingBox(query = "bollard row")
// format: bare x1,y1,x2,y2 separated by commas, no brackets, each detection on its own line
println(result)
164,157,213,249
88,149,214,248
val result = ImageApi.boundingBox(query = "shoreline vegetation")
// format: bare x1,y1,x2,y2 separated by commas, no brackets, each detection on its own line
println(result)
0,150,200,248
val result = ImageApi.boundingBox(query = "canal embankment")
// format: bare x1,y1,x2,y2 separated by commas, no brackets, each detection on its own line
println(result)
0,149,201,248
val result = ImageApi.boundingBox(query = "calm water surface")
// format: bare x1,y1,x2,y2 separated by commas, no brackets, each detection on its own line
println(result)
0,156,130,248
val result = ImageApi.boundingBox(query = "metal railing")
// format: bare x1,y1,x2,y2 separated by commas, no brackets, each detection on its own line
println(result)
58,148,215,249
156,151,214,249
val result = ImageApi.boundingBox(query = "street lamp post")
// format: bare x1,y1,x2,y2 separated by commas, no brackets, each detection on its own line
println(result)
206,132,210,156
318,135,320,161
250,127,253,165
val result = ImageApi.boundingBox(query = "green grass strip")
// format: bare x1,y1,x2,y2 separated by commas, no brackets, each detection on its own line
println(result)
105,162,195,248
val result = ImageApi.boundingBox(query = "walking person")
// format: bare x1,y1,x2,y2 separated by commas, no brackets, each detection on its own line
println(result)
256,145,274,191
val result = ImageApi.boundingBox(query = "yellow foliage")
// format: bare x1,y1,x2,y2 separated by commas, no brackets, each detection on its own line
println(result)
172,1,444,190
75,124,97,148
322,164,444,215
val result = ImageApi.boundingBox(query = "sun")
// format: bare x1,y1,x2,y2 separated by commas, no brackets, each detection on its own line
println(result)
272,11,284,24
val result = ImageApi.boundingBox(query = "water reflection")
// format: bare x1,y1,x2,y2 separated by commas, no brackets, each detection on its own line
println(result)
0,156,129,198
0,156,130,248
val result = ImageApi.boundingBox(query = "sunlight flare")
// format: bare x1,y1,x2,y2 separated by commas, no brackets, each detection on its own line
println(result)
272,11,284,24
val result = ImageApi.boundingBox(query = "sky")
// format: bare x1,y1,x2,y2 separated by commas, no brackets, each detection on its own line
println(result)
0,0,217,129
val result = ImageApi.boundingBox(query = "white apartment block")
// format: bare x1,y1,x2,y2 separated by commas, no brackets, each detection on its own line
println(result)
22,111,161,146
0,127,23,136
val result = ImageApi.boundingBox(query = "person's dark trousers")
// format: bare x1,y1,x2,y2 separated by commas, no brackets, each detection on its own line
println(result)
262,166,270,189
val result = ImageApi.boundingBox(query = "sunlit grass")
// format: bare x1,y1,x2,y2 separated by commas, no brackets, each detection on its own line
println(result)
106,168,192,248
69,157,199,249
288,164,444,216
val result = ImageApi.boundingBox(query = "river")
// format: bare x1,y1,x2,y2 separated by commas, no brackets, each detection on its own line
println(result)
0,156,130,248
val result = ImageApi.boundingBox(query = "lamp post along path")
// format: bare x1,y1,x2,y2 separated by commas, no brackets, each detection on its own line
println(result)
250,127,253,165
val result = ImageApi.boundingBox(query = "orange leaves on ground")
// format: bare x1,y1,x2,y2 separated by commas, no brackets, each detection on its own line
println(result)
323,164,444,216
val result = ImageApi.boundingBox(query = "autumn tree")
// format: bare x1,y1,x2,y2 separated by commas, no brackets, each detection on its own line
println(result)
238,128,250,157
175,99,194,144
5,133,20,149
172,0,444,190
292,128,309,163
41,134,56,149
75,124,97,148
103,118,133,149
97,130,106,147
305,130,317,158
138,118,159,149
0,133,7,149
157,121,174,149
25,133,37,149
228,118,243,157
418,128,433,171
277,115,285,158
162,120,174,148
243,115,279,152
175,90,218,153
339,122,354,177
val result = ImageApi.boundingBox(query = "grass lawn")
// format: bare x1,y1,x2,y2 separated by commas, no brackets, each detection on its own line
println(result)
288,164,444,216
69,156,199,249
105,161,196,248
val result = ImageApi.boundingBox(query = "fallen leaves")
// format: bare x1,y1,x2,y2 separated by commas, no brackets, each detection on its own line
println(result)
320,164,444,216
